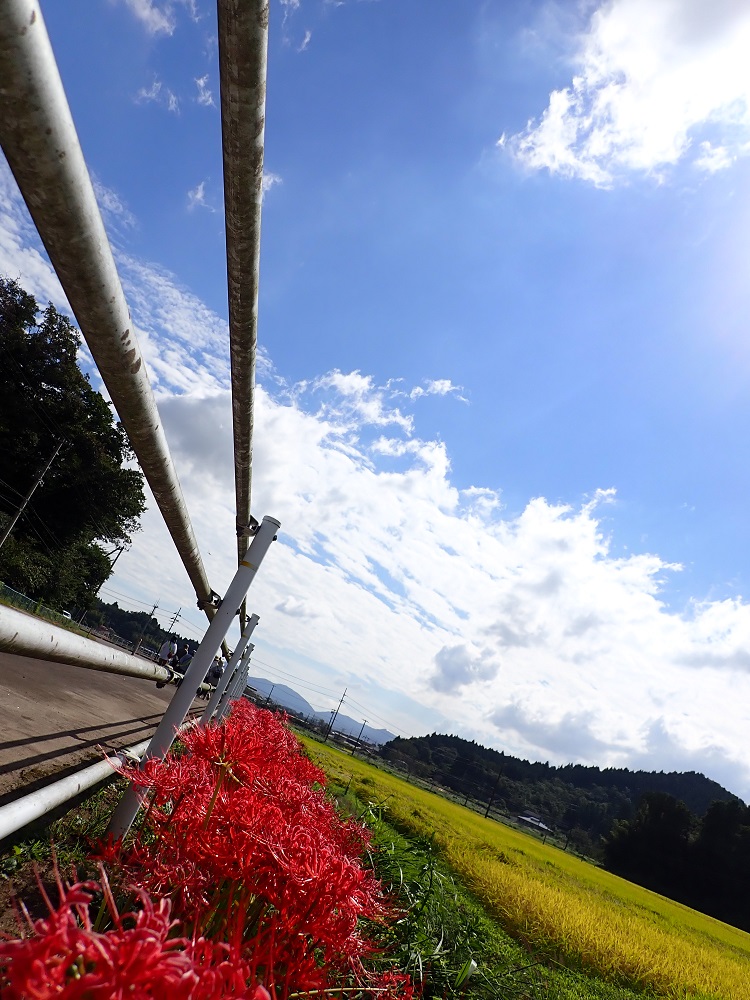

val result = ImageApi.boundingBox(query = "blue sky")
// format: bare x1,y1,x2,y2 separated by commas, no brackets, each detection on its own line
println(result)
4,0,750,798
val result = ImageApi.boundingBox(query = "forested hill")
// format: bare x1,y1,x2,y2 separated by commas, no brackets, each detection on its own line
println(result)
380,733,738,854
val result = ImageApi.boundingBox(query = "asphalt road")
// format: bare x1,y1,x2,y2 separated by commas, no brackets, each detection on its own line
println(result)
0,650,201,803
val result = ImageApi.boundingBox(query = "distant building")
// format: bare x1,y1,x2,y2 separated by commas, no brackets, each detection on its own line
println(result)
516,814,552,833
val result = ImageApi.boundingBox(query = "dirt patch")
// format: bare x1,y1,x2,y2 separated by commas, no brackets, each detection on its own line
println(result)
0,650,201,799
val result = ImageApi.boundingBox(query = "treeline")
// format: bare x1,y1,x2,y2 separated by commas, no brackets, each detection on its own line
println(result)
605,792,750,931
80,598,195,655
379,734,737,857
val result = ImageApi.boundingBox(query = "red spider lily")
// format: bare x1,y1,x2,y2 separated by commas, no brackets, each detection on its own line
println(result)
7,701,414,1000
0,867,280,1000
103,702,405,997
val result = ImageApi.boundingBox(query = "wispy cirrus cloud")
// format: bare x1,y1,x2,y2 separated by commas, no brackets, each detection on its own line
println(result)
505,0,750,186
118,0,175,35
136,77,180,113
410,378,467,403
92,176,137,233
262,172,283,200
115,0,199,35
194,74,215,107
186,180,214,212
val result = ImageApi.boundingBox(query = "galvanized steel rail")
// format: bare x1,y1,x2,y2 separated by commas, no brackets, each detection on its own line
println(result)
0,603,170,683
0,604,216,694
0,738,152,845
217,0,270,600
0,0,218,618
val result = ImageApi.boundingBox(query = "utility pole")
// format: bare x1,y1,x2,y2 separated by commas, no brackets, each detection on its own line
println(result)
108,545,126,570
263,684,275,708
351,719,367,756
0,439,63,550
323,688,347,743
133,602,159,653
484,767,503,820
167,607,181,632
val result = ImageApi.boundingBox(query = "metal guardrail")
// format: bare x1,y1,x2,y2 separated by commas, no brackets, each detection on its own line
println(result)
0,581,158,660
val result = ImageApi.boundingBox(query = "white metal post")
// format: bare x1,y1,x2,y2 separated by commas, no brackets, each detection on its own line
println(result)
215,644,251,721
218,644,254,721
229,644,253,704
107,516,279,840
231,648,253,701
200,615,258,724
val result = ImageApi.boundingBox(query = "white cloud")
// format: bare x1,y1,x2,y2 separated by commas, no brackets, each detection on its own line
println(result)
113,252,232,394
118,0,175,35
693,141,734,174
0,157,67,311
410,378,467,402
92,176,137,232
3,165,750,799
136,78,180,114
195,75,215,108
280,0,301,27
125,371,750,797
116,0,199,34
187,180,211,212
298,30,312,53
508,0,750,185
431,644,499,693
261,172,283,200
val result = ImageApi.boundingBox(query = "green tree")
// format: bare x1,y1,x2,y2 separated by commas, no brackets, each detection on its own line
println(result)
604,791,694,887
0,277,146,608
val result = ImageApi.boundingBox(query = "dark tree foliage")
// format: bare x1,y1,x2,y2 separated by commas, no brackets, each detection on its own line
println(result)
0,277,146,608
604,792,750,931
380,734,735,829
605,791,694,886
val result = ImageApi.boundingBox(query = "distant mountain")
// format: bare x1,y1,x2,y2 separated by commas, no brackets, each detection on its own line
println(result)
246,677,316,718
246,677,395,746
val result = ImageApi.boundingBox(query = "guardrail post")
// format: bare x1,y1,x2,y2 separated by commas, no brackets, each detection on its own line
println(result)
222,643,254,715
199,614,258,724
107,516,280,840
217,644,254,720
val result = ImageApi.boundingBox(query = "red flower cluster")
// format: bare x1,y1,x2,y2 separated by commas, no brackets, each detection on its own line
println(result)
0,869,271,999
1,700,414,998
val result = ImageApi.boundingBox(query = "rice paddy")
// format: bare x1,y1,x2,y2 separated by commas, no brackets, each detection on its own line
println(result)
303,736,750,1000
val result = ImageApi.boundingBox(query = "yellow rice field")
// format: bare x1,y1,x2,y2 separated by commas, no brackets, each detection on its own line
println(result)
302,737,750,1000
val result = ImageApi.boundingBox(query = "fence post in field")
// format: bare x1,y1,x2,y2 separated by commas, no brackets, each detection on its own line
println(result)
107,516,280,840
200,614,259,724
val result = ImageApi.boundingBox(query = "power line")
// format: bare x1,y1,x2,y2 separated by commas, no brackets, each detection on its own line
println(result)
249,658,341,699
247,657,418,740
98,586,155,608
344,694,417,738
